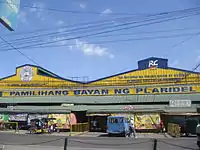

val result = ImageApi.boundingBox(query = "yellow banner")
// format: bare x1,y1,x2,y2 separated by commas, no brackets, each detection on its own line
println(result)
89,68,200,86
1,67,200,89
48,114,71,129
1,85,200,97
135,113,160,129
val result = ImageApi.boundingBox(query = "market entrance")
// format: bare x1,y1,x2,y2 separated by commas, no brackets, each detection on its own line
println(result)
161,113,200,136
87,114,109,132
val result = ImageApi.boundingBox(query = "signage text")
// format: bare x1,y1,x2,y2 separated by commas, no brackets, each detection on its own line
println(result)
5,86,197,97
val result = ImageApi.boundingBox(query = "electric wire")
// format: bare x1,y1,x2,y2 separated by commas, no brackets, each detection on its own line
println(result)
9,6,200,36
2,15,159,37
1,11,199,51
91,27,200,37
0,16,157,46
0,0,149,16
166,32,200,104
0,32,198,52
0,10,188,46
2,5,200,42
0,36,39,65
2,25,200,49
1,1,200,88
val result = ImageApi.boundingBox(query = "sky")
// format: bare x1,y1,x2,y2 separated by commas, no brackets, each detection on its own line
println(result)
0,0,200,81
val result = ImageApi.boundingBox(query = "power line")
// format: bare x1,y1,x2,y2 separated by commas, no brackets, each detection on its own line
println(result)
1,16,149,45
169,31,200,78
2,26,200,48
162,33,200,105
1,11,199,51
1,5,198,49
11,10,200,48
93,27,200,37
1,10,199,49
0,32,199,52
1,11,177,45
0,36,39,65
170,32,200,50
0,0,149,16
2,16,136,36
3,14,164,37
2,5,200,37
35,32,200,48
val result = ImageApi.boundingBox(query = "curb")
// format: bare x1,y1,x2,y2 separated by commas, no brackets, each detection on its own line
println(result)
70,131,89,136
164,133,173,138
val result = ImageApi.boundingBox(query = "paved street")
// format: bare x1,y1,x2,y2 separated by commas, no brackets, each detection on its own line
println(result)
0,132,198,150
79,132,171,139
0,130,171,138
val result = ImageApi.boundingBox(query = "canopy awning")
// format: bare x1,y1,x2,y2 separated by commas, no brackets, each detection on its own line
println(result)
0,108,71,114
1,93,200,104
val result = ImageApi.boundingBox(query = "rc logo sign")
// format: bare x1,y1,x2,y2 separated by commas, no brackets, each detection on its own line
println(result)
20,66,33,82
148,60,158,68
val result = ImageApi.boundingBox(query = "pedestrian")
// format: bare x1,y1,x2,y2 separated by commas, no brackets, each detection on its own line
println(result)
196,119,200,150
129,117,136,138
160,120,166,133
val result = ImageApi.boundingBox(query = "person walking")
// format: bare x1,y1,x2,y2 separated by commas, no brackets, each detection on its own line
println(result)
129,117,136,138
160,120,166,133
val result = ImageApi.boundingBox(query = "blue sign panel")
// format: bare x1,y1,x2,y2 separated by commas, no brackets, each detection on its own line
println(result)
138,57,168,70
0,0,20,31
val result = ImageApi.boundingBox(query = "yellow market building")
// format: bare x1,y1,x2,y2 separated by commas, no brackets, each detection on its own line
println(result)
0,57,200,131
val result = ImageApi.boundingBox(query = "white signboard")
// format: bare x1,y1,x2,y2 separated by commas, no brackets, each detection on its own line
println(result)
9,114,27,121
169,100,191,108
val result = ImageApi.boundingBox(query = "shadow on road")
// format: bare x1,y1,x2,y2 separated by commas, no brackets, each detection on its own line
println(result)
98,134,109,137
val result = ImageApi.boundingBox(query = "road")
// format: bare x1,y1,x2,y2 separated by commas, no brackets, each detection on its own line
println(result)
0,132,198,150
78,132,171,138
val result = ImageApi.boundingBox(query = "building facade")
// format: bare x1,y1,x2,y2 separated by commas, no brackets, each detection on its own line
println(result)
0,57,200,131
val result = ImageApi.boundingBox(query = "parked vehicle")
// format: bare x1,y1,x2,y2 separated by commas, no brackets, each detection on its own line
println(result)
180,119,198,136
28,118,49,134
107,116,133,137
169,115,199,136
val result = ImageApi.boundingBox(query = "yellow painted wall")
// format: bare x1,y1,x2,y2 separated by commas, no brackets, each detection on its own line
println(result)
0,65,200,90
89,68,200,86
0,66,81,89
135,113,160,129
